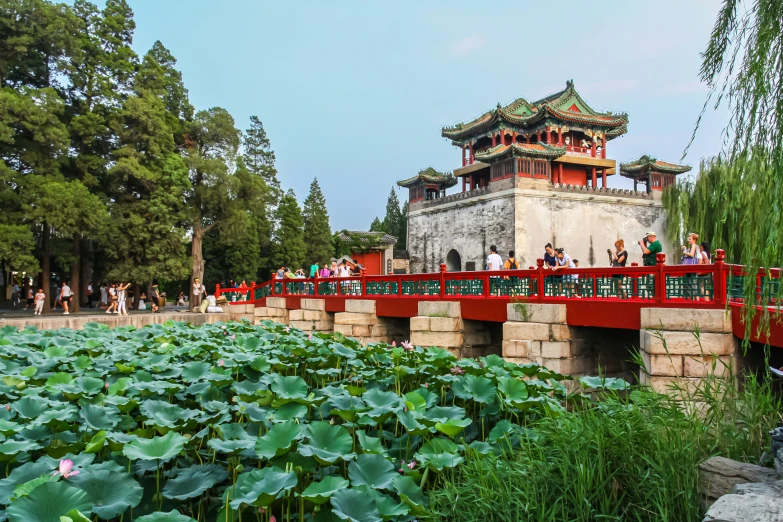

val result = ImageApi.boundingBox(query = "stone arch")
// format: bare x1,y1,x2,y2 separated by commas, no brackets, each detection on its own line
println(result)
446,249,462,272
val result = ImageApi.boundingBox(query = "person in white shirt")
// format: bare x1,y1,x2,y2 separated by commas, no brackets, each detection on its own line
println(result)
60,281,72,314
553,248,579,296
117,282,131,316
100,283,108,309
34,288,45,315
192,278,203,308
486,245,503,271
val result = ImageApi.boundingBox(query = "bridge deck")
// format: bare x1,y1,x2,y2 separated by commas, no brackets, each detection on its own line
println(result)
216,251,783,347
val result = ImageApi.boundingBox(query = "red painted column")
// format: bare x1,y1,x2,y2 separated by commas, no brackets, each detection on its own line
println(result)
536,130,541,143
655,253,666,304
439,263,447,298
469,142,474,164
601,169,606,188
545,127,551,144
591,139,597,157
591,167,597,186
558,129,563,146
462,176,466,192
500,129,505,145
536,259,545,301
491,134,496,147
526,135,531,144
512,131,517,144
360,267,367,297
461,144,466,167
601,136,606,158
558,163,563,184
714,249,726,305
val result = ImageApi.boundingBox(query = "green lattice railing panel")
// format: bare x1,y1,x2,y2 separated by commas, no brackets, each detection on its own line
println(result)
446,279,483,296
366,281,399,296
317,281,337,296
402,279,440,296
488,276,536,297
665,274,714,301
254,285,271,300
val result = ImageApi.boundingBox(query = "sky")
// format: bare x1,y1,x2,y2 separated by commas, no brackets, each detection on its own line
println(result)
122,0,729,230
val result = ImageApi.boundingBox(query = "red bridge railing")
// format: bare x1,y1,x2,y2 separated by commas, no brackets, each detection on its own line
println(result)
211,250,783,309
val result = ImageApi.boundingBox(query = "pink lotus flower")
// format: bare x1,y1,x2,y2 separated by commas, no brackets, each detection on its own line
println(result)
53,459,79,478
270,516,276,522
450,366,465,375
221,325,226,330
104,382,109,389
401,340,414,352
423,383,429,388
218,359,224,367
403,406,408,412
231,334,236,339
308,333,313,340
406,460,417,469
329,417,335,425
285,327,290,333
392,341,396,347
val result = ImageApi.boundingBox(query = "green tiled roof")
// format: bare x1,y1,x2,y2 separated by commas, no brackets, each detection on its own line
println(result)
619,155,692,178
441,80,629,141
397,167,458,188
474,143,567,162
337,231,397,246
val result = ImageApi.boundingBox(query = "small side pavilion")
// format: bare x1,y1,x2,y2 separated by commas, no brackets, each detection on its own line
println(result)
619,155,691,193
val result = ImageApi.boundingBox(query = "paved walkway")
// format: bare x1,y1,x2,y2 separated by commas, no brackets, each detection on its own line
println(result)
0,304,190,318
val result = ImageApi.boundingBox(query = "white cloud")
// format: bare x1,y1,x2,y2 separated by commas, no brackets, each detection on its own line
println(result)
450,35,485,56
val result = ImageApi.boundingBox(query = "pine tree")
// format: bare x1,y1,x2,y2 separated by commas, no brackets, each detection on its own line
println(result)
302,178,333,265
397,202,408,251
369,217,384,232
271,189,306,271
381,187,403,242
244,116,281,205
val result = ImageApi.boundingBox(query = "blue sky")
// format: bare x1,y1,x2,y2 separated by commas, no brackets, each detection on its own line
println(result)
124,0,727,230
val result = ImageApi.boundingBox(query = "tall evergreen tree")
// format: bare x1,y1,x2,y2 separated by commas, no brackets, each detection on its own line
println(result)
302,178,333,264
244,116,280,205
397,201,408,251
381,187,403,237
369,217,384,232
183,107,241,303
271,189,306,271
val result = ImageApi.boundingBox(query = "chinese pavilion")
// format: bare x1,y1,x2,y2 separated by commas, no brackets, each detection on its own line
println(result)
619,155,692,192
397,167,457,203
442,80,628,190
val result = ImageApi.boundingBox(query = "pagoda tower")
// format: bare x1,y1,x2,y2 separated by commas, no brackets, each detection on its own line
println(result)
442,80,628,190
619,155,692,193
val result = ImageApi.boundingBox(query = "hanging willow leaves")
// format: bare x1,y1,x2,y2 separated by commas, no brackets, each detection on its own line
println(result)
673,0,783,341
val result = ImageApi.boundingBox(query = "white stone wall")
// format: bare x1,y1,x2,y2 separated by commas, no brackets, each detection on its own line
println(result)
407,184,667,272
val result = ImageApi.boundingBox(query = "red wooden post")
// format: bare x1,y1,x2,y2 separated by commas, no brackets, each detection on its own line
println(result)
439,263,447,298
536,130,541,143
557,163,563,184
271,272,277,295
714,249,726,305
591,139,597,158
491,134,496,147
545,126,551,144
469,142,474,164
462,176,466,192
601,136,606,158
215,284,221,300
250,282,255,304
500,129,505,145
558,129,563,146
630,262,638,298
536,258,545,300
512,131,517,144
461,145,466,167
655,253,666,304
361,268,367,297
601,169,606,188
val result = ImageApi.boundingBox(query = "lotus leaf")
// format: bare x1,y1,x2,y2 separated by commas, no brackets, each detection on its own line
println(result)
434,418,472,438
229,467,297,509
134,511,197,522
69,470,143,519
270,375,308,401
254,421,302,459
79,404,119,431
392,475,428,516
162,464,228,500
356,431,387,455
298,422,356,465
330,488,382,522
347,454,396,489
451,374,496,404
122,432,187,462
6,481,91,522
299,475,349,504
139,401,199,429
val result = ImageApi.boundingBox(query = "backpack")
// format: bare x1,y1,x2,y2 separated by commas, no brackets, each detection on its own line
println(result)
506,258,518,270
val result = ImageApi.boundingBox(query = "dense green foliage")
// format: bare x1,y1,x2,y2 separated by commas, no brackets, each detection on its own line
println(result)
272,190,306,272
430,372,782,522
302,179,333,266
370,188,407,250
0,0,332,305
0,320,613,521
672,0,783,330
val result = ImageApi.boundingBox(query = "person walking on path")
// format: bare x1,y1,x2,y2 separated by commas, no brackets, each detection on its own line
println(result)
504,250,519,270
106,283,118,314
117,282,131,316
639,231,662,266
486,245,503,271
33,288,45,315
11,282,20,307
24,286,33,310
608,240,628,298
680,233,700,265
86,282,94,308
100,283,108,310
192,278,204,309
60,281,72,314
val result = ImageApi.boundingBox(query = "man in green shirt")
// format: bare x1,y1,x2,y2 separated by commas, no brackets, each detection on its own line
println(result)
309,262,319,278
639,231,663,266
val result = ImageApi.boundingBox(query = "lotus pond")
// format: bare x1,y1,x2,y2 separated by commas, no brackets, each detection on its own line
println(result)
0,320,627,522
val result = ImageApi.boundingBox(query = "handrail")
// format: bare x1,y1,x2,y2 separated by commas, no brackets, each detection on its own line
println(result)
206,249,783,308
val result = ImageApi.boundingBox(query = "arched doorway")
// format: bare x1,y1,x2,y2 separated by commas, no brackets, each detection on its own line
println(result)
446,249,462,272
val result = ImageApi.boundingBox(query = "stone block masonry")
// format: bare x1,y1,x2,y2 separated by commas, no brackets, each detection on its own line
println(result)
254,297,289,326
288,299,333,332
639,308,741,397
409,302,498,359
333,300,408,345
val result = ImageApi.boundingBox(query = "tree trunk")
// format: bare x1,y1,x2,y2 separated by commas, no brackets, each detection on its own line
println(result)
41,224,51,313
70,235,80,313
133,283,140,310
80,238,91,308
190,224,205,305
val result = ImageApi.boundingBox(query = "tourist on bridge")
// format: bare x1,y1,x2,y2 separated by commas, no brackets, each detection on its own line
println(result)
60,281,73,315
486,245,503,271
639,232,662,266
553,248,579,296
320,263,331,278
544,243,558,269
310,261,319,279
609,240,628,298
504,250,519,270
100,282,108,310
680,233,700,265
